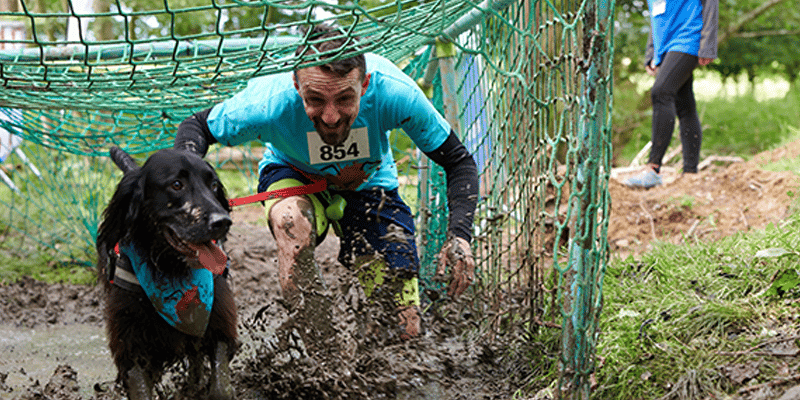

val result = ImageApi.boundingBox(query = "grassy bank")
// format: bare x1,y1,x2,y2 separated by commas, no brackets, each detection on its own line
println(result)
595,200,800,399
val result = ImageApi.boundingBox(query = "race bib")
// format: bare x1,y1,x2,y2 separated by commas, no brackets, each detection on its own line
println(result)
652,0,666,16
307,127,370,165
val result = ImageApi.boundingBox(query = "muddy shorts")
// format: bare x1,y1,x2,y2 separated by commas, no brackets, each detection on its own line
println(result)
258,163,421,275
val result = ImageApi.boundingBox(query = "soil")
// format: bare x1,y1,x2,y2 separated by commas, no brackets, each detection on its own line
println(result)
609,143,800,260
1,141,800,400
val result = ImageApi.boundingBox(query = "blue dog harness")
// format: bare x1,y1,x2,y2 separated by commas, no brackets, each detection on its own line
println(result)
113,243,226,337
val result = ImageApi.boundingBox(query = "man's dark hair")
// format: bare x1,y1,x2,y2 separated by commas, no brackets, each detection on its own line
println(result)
294,24,366,81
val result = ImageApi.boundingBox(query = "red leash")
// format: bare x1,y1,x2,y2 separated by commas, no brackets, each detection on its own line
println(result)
227,179,327,207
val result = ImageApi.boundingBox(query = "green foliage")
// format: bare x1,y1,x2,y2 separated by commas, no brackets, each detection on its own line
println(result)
23,0,427,44
755,246,800,299
613,0,800,84
0,245,96,285
764,268,800,298
711,0,800,83
612,0,649,81
27,0,310,42
667,194,695,210
701,87,800,157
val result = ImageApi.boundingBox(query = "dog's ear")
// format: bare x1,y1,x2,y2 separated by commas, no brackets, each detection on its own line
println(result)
124,172,146,230
109,146,139,174
107,147,144,232
98,170,144,248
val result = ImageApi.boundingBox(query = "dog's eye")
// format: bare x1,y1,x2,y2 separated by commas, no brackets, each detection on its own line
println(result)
210,181,218,191
171,180,184,191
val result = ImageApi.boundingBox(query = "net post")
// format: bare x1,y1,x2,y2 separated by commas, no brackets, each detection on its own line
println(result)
435,38,461,134
560,0,614,398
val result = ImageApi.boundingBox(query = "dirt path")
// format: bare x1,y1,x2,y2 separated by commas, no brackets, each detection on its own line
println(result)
609,142,800,259
1,142,799,399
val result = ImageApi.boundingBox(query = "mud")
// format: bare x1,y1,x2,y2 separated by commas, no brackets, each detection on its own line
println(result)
0,209,518,400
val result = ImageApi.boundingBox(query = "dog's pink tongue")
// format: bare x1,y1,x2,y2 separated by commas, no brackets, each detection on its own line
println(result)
188,242,227,275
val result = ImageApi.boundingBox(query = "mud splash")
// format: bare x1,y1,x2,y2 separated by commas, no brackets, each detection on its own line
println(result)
0,220,531,399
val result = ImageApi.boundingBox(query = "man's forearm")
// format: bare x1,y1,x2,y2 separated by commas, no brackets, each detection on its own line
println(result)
175,108,216,157
423,131,479,242
445,160,479,242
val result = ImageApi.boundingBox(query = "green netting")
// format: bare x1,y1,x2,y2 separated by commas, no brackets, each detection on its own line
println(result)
0,0,613,397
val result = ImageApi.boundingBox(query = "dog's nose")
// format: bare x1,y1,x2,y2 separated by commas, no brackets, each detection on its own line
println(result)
208,212,232,235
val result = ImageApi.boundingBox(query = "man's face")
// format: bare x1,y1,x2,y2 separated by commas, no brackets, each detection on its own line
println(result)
294,66,370,146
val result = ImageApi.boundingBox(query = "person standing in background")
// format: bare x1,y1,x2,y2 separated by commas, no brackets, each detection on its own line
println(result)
624,0,718,188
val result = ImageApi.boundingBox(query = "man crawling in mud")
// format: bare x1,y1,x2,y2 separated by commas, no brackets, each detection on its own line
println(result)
174,23,478,340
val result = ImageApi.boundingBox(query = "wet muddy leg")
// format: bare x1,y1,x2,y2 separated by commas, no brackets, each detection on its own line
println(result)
355,257,421,340
270,196,335,347
208,341,235,400
123,364,154,400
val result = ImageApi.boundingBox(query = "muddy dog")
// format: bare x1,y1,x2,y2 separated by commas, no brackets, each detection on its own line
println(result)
96,147,238,400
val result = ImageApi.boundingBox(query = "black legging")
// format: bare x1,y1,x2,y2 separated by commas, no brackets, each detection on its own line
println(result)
648,51,702,173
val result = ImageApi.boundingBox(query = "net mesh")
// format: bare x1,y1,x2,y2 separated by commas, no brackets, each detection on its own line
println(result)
0,0,613,396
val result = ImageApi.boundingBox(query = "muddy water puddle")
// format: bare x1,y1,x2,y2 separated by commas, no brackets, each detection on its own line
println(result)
0,324,114,398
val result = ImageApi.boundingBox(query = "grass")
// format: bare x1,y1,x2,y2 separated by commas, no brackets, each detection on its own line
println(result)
701,90,800,158
0,245,96,285
596,207,800,399
758,125,800,174
666,194,695,210
0,147,122,283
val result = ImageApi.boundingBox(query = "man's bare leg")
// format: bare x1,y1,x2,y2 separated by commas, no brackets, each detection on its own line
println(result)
269,196,318,306
269,196,335,343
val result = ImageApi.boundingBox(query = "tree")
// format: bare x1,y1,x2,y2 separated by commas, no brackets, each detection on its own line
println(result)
711,0,800,86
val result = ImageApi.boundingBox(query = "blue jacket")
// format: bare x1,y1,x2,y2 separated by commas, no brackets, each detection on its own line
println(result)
645,0,718,66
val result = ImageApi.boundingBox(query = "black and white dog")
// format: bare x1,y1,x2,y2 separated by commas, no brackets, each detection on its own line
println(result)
96,147,238,400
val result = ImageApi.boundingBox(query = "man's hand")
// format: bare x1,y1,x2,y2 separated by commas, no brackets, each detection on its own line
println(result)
698,57,713,66
435,236,476,299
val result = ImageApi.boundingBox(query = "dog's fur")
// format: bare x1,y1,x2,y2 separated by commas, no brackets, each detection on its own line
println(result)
97,147,238,400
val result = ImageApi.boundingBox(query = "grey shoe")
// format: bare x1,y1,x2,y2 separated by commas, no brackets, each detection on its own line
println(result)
624,168,662,188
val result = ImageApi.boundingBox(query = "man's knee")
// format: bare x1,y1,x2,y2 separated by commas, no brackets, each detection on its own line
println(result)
269,196,317,248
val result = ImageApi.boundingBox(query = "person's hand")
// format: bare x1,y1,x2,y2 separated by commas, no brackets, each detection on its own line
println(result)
645,60,657,77
435,236,476,299
698,57,713,66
